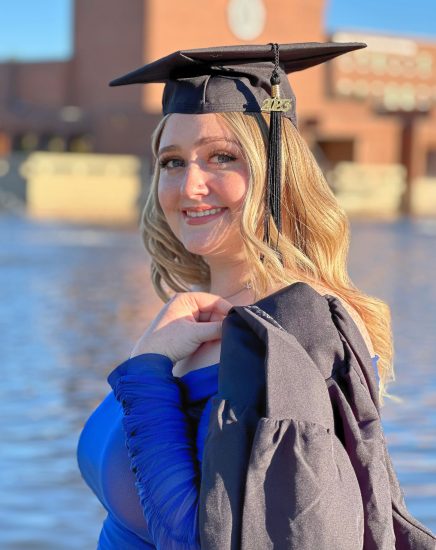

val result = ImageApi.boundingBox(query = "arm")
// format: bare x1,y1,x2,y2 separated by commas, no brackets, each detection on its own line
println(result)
108,353,201,550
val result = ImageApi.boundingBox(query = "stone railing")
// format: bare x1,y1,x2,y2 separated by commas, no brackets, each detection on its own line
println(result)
410,177,436,217
2,154,435,222
20,152,143,224
329,162,406,218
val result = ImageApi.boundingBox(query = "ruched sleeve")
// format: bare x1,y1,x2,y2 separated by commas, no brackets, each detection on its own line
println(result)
107,354,201,550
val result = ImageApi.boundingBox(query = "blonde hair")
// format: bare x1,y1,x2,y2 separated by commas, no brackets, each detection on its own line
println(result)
140,111,395,404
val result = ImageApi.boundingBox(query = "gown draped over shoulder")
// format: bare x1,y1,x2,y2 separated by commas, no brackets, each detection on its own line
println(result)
77,351,380,549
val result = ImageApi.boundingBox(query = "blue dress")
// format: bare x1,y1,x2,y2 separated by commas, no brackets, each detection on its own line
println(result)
77,353,380,549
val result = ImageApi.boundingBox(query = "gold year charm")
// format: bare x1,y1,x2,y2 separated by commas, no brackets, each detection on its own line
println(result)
261,97,292,113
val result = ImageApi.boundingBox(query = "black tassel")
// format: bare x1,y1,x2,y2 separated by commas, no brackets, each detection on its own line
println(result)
263,43,284,265
269,108,283,264
268,87,282,237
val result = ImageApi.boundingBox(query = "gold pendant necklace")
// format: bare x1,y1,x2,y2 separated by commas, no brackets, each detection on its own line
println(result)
222,281,252,301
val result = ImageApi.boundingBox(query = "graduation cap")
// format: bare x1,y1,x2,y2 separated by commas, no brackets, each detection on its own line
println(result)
110,42,366,258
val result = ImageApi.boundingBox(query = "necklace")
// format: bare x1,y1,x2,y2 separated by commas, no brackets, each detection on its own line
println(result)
222,281,252,301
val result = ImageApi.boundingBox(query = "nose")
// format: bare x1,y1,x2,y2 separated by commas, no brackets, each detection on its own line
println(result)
180,161,209,198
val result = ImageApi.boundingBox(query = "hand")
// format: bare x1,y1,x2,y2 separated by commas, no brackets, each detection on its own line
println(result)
130,292,233,363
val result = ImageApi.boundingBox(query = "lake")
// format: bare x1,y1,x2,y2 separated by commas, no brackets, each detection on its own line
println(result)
0,215,435,548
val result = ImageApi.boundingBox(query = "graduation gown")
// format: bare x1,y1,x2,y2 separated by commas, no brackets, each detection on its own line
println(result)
199,282,436,549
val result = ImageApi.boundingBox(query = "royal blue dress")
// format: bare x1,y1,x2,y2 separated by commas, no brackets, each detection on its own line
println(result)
77,352,380,549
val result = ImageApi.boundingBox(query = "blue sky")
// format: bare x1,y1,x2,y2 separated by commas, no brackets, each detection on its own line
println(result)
0,0,435,61
0,0,73,60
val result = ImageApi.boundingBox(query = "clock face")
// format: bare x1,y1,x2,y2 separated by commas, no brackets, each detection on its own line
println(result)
227,0,266,41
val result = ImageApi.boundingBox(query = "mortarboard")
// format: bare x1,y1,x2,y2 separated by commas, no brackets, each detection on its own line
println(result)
110,42,366,258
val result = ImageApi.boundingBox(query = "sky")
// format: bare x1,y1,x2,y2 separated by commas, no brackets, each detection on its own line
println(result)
0,0,435,62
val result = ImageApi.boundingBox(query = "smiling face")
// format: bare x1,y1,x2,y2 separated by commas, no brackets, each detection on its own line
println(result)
157,113,250,261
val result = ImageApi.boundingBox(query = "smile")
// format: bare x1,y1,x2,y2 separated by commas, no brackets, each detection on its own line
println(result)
183,207,227,224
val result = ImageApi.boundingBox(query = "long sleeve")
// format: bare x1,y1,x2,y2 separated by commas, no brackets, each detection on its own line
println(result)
195,396,214,465
107,354,201,550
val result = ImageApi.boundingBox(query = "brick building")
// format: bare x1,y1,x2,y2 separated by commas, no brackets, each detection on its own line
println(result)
1,0,436,208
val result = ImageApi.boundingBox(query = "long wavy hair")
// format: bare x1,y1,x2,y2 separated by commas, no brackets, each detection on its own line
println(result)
140,111,395,404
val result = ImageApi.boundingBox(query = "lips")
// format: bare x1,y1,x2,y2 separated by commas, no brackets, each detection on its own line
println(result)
184,207,225,217
182,207,228,225
182,206,225,212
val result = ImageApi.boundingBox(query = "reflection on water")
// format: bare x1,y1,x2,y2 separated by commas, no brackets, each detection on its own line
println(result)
0,216,435,548
349,219,436,530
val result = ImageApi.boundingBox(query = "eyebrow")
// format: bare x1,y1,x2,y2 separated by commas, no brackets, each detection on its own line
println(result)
158,136,241,156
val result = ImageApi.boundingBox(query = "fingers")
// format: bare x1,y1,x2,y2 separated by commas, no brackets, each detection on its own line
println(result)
198,311,212,322
198,310,227,322
196,320,223,343
183,292,233,317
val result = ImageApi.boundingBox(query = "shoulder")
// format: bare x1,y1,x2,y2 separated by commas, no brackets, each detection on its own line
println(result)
304,282,375,358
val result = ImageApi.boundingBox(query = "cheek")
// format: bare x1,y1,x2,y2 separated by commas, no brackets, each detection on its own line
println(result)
222,171,249,206
157,179,178,214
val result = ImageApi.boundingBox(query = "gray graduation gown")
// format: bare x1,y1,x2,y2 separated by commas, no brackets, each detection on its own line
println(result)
199,283,436,549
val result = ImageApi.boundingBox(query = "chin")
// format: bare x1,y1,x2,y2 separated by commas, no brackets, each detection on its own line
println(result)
175,226,244,259
182,242,218,257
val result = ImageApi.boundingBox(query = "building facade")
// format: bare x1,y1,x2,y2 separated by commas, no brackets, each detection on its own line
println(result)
1,0,436,216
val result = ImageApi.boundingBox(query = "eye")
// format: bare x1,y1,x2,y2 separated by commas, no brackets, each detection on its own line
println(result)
210,152,237,164
159,157,184,170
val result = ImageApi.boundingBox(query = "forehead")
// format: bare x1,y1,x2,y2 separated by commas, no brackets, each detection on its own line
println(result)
159,113,237,148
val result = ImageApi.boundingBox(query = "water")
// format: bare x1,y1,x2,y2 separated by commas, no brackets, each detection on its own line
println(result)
348,219,436,530
0,215,435,548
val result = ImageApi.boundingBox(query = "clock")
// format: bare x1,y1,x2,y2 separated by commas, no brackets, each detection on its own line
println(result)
227,0,266,41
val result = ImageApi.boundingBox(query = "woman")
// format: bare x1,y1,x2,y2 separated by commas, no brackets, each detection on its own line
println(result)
77,43,435,549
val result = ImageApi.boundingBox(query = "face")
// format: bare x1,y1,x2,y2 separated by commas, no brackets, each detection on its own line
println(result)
157,113,250,261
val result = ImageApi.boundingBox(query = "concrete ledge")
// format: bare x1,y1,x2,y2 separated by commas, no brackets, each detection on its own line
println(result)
411,178,436,217
22,152,141,224
331,161,406,218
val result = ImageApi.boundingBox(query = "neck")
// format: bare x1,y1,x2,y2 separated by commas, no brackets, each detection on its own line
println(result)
206,254,252,304
203,253,290,305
